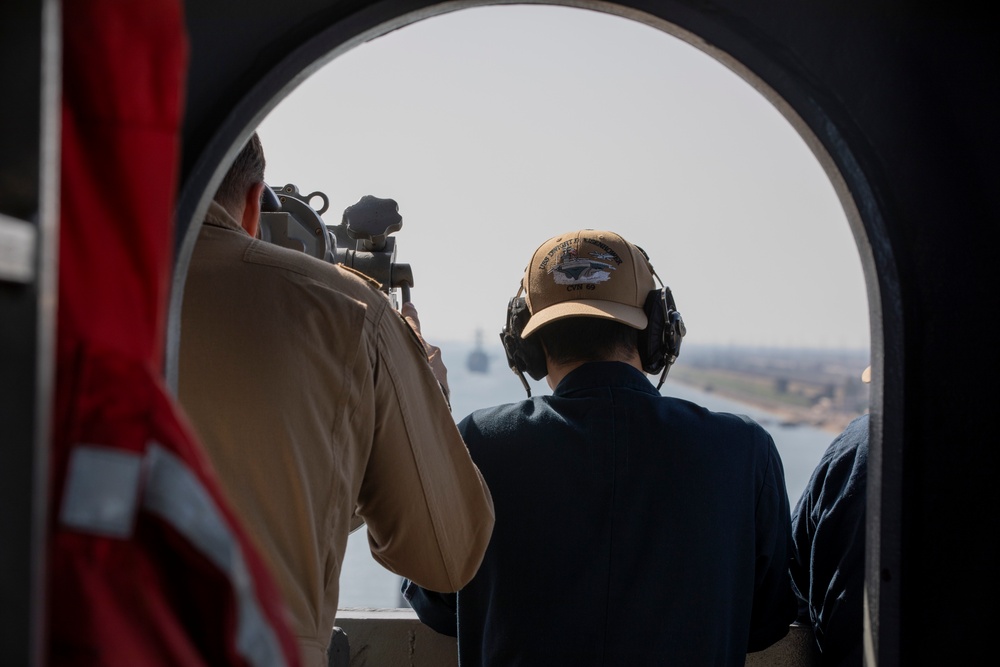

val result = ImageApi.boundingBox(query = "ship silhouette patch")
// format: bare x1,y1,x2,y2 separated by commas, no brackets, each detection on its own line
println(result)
539,237,623,285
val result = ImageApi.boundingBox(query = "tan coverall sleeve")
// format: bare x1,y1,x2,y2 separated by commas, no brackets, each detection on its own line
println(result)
355,304,495,593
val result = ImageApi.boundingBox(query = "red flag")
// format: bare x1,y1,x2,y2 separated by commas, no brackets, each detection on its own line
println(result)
47,2,301,665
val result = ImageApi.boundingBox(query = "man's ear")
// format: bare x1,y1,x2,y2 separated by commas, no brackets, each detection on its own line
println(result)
241,181,265,237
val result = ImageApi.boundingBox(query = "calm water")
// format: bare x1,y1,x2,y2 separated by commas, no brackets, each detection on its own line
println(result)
338,341,842,609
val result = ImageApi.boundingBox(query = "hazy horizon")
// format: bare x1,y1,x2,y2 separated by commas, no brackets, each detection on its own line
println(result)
433,331,869,352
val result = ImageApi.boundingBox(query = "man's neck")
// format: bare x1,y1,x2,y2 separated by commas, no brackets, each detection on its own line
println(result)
545,350,643,391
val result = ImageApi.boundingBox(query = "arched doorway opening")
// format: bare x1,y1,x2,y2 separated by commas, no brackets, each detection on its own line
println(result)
169,2,898,663
246,2,872,610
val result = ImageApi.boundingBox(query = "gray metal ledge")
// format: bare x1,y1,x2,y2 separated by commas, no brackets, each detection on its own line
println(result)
332,609,820,666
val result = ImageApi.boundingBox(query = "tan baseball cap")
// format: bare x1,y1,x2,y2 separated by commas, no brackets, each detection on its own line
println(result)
520,229,656,338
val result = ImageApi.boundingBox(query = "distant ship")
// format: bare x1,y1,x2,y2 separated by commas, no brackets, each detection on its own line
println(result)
466,329,489,374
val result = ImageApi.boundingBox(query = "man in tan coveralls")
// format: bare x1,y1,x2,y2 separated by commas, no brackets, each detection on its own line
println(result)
177,132,494,666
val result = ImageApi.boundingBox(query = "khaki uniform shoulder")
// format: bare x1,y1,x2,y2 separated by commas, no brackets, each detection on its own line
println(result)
337,264,385,292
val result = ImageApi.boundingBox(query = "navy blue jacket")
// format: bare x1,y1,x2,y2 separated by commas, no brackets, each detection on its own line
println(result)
790,414,869,667
405,361,797,666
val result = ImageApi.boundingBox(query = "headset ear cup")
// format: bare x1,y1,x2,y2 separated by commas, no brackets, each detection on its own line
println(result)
639,288,685,375
667,311,685,364
639,289,668,374
501,296,548,381
519,339,547,381
663,287,685,365
500,296,523,372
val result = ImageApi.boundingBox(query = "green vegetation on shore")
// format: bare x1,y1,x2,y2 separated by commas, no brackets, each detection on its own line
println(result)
667,346,870,433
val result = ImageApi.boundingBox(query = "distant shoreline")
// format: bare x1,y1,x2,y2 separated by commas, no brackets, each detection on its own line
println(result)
668,376,861,434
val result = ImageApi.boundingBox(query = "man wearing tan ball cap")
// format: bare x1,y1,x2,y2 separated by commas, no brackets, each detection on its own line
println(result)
404,229,798,666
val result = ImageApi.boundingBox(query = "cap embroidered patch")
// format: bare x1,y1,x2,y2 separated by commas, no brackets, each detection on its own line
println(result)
542,237,623,285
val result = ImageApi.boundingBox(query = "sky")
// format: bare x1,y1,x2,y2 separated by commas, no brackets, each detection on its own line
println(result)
256,4,870,351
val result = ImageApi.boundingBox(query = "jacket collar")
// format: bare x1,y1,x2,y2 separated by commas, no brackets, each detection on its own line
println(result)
203,200,249,235
552,361,658,398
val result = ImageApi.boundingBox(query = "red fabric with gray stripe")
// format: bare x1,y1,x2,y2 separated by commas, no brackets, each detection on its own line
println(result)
47,1,300,664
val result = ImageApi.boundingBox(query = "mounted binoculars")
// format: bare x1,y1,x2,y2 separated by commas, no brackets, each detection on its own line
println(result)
259,184,414,306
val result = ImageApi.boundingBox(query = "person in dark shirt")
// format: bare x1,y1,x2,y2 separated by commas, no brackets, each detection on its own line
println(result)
789,366,871,667
403,229,798,666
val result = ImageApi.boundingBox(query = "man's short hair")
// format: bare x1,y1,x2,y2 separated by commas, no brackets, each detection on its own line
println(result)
214,132,266,213
536,317,639,366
